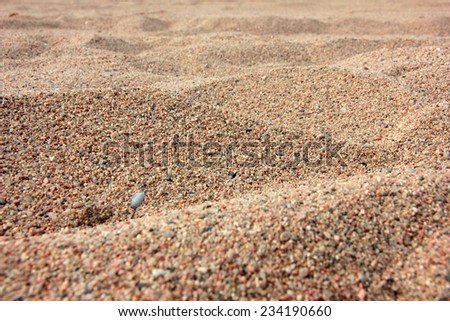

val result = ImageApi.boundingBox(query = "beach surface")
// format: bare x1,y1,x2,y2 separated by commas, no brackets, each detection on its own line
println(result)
1,0,449,300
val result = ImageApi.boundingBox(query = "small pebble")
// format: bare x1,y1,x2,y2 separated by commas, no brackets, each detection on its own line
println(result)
432,214,441,222
130,192,145,210
46,212,57,221
152,269,168,277
323,290,332,300
197,267,209,274
164,230,176,239
280,232,291,242
373,134,382,141
73,202,83,209
228,171,237,178
299,268,309,279
62,209,74,216
357,289,366,301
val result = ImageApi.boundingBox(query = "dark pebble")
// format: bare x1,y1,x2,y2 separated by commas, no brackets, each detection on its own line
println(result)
202,226,213,233
403,235,412,246
228,171,237,178
136,281,144,290
0,198,6,205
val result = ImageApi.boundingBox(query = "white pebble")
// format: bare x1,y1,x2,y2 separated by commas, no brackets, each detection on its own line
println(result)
152,269,168,277
47,212,57,221
130,191,145,210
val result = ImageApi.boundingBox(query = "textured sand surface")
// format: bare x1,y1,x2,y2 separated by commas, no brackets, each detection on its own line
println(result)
1,0,449,300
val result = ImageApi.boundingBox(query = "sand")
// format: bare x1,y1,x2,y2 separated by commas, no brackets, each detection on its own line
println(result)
1,0,449,300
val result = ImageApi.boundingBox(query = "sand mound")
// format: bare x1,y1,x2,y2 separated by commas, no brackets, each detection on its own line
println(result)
86,35,148,54
176,16,450,36
0,35,50,60
4,60,448,238
1,171,448,300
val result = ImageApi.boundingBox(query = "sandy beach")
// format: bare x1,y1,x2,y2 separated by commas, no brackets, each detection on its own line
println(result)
1,0,449,300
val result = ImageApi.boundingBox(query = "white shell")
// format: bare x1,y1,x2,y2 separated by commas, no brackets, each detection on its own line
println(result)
130,192,145,209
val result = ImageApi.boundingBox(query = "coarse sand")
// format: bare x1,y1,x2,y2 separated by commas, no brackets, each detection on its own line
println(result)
1,0,449,300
